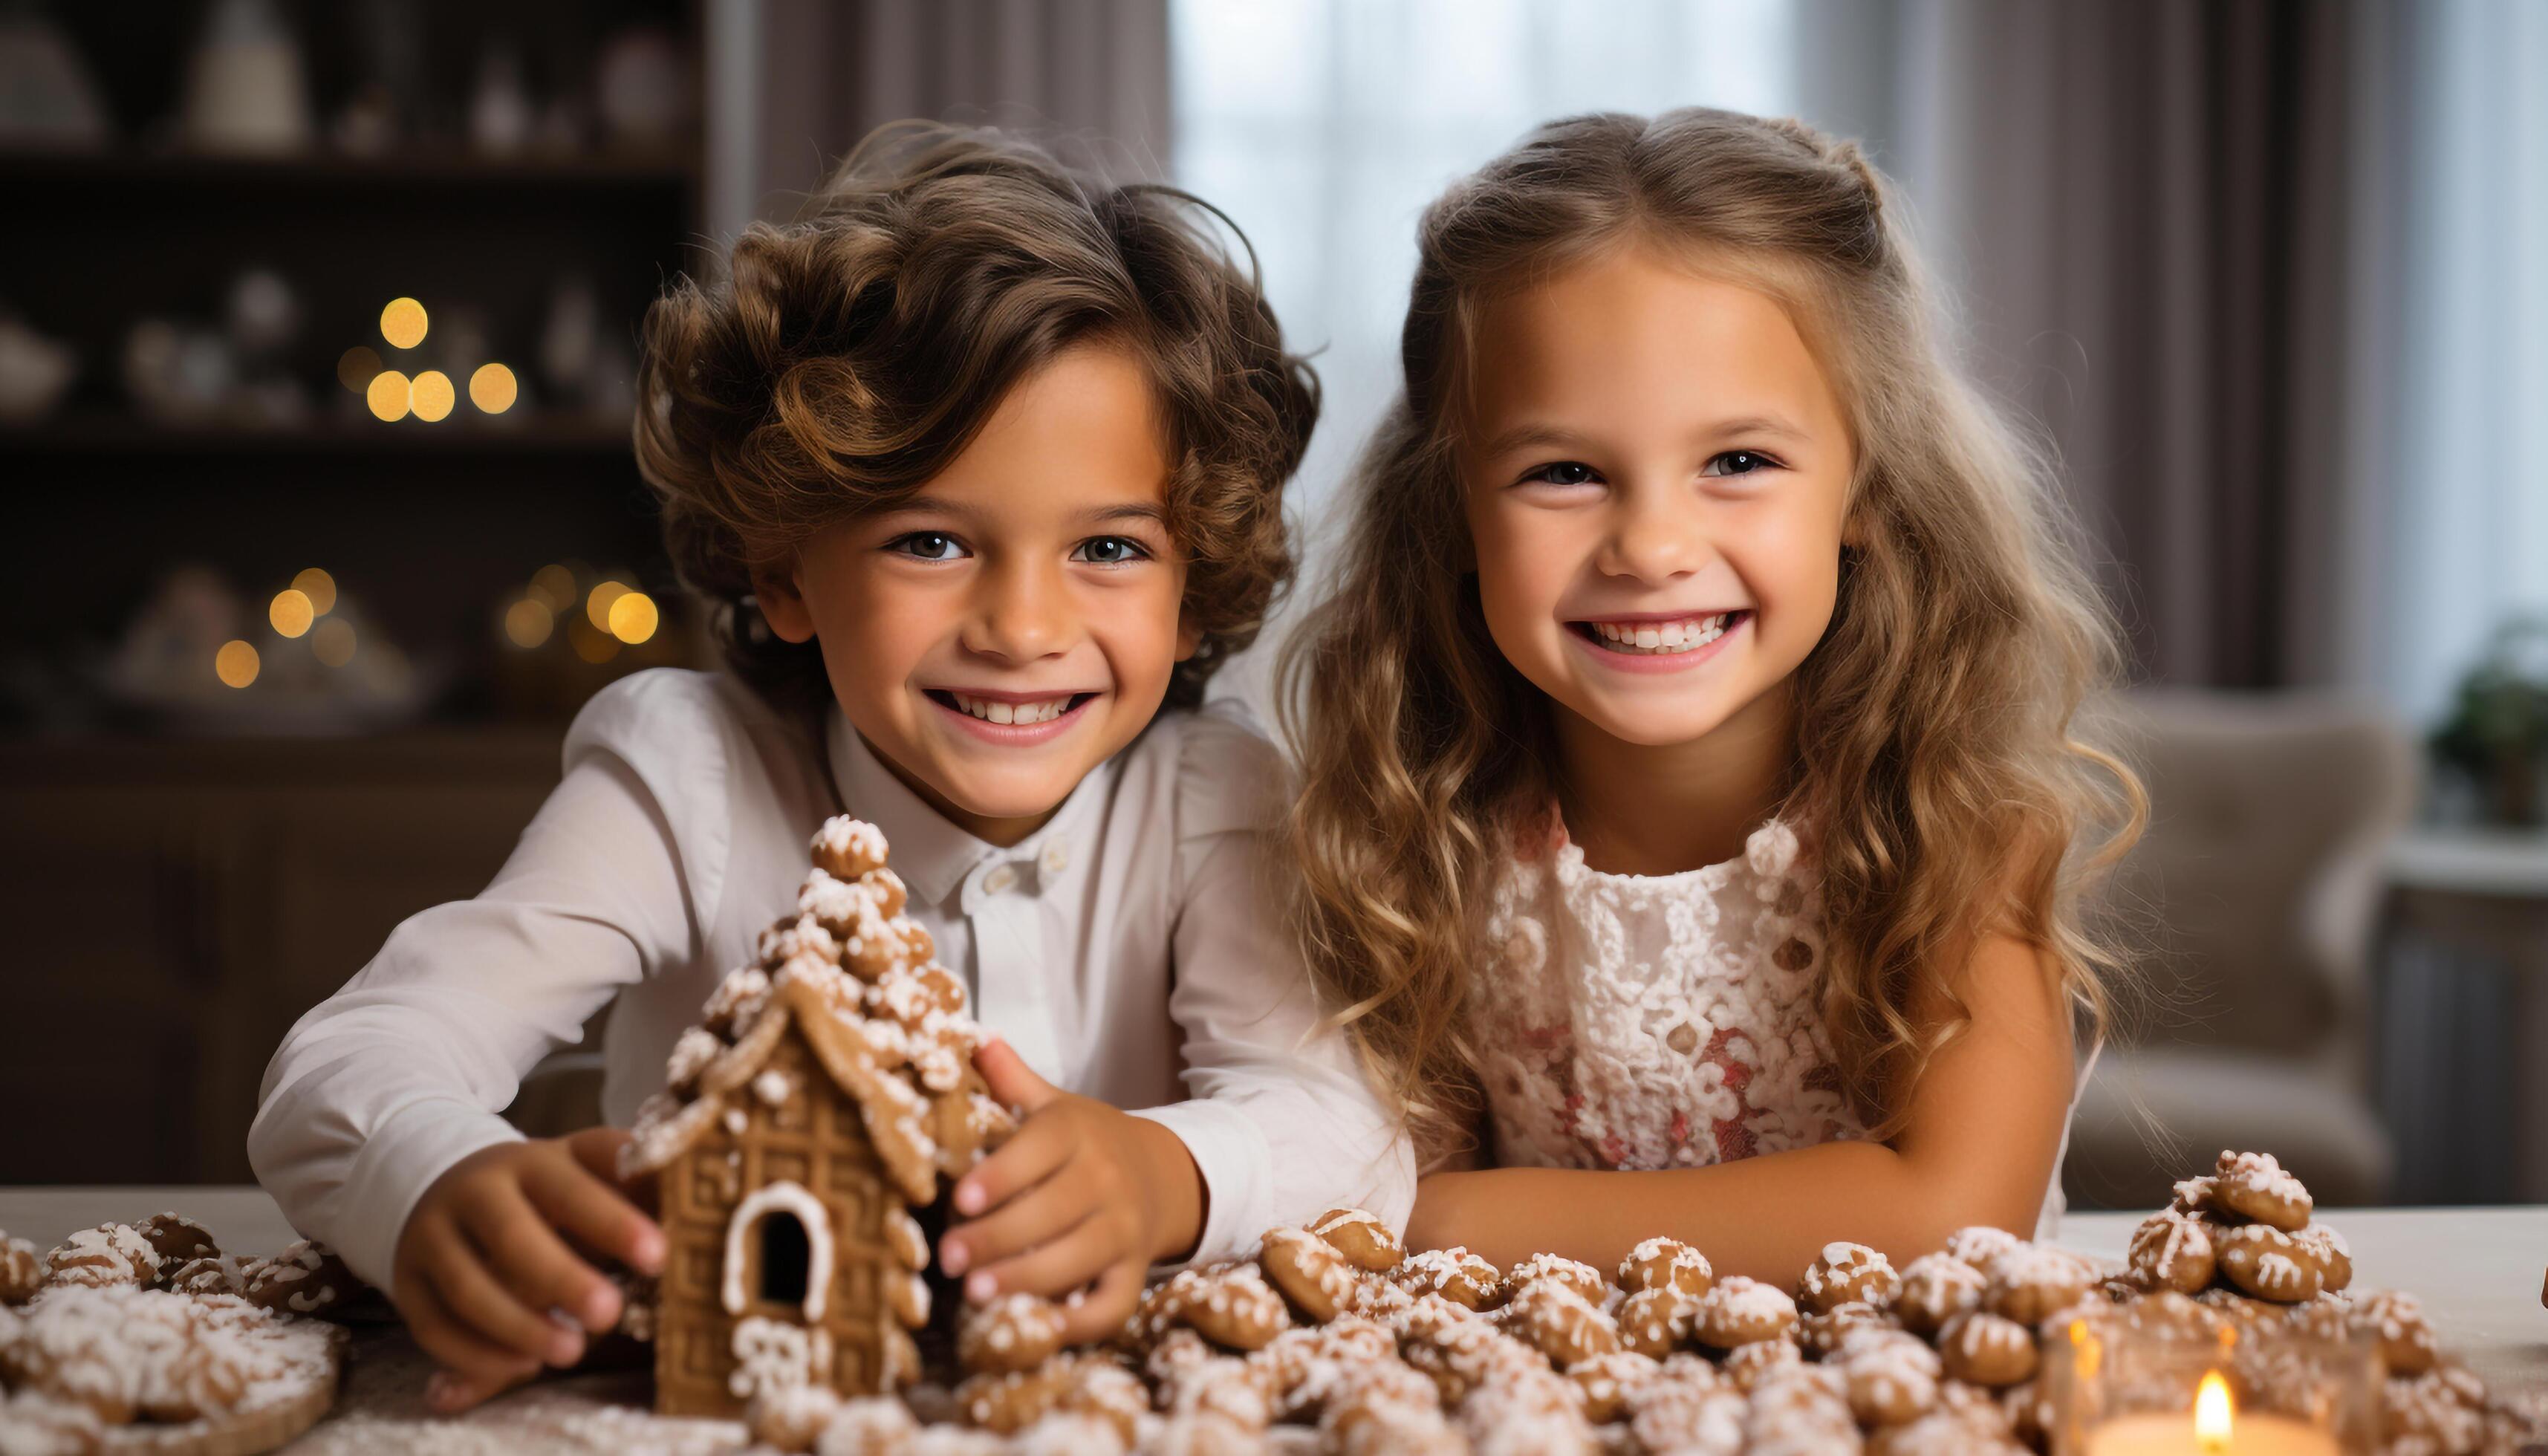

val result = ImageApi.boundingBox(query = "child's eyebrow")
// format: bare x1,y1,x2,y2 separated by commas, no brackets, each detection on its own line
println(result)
1074,504,1170,529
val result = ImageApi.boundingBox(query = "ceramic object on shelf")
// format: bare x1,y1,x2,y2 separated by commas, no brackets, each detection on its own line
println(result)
182,0,315,155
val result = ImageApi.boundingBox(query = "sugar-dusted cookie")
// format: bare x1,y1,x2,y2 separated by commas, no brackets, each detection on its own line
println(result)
1937,1310,2038,1387
1564,1349,1657,1424
1614,1286,1700,1358
1692,1275,1799,1349
2217,1223,2322,1304
958,1292,1067,1374
1309,1207,1403,1273
134,1212,220,1269
810,814,891,880
1841,1329,1941,1427
1507,1252,1610,1307
1498,1278,1622,1366
44,1223,159,1290
746,1382,842,1452
1400,1316,1541,1405
1798,1299,1899,1358
1985,1244,2096,1325
241,1239,360,1317
1175,1264,1291,1351
166,1255,248,1298
1892,1252,1986,1336
2351,1289,2439,1377
2212,1149,2313,1232
1390,1247,1501,1310
2292,1223,2353,1293
1618,1235,1715,1299
0,1234,40,1304
954,1358,1076,1434
1721,1335,1803,1391
1940,1225,2024,1275
2127,1208,2217,1296
1260,1226,1358,1324
1798,1241,1899,1313
1057,1358,1148,1445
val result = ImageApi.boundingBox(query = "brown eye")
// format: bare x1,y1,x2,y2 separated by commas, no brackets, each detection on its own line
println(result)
1070,536,1150,565
1706,451,1779,477
1524,461,1599,487
888,532,966,561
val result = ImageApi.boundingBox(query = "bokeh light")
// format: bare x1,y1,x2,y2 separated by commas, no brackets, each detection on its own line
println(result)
608,591,660,645
469,363,519,415
269,588,315,638
215,640,260,689
337,347,382,392
568,614,620,663
312,618,357,667
585,579,631,631
291,567,337,615
367,368,412,421
410,369,455,423
504,598,555,649
528,564,577,613
380,297,429,349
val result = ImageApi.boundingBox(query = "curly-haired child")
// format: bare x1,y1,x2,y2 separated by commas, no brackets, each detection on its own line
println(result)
251,123,1410,1411
1283,109,2143,1282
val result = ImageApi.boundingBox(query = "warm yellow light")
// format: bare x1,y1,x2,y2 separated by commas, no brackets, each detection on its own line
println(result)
585,579,631,630
2194,1371,2233,1450
380,296,429,349
291,567,337,615
528,564,577,613
368,368,412,421
607,591,659,645
269,588,315,638
568,614,620,663
337,346,382,393
410,369,455,423
214,640,260,689
312,617,357,667
469,362,519,415
504,598,555,649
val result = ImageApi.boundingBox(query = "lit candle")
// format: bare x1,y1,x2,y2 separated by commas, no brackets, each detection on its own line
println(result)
2084,1373,2341,1456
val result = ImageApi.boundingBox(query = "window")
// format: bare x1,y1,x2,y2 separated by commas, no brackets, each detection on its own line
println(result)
758,1211,810,1306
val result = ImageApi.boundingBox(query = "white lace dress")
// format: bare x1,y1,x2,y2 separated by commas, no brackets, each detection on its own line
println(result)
1467,810,2069,1237
1471,811,1860,1171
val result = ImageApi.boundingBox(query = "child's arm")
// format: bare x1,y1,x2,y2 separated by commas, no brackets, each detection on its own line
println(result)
248,675,718,1404
1404,929,2073,1278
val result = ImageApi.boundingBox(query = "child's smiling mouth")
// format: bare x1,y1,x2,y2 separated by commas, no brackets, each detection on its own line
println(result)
922,688,1101,739
1569,610,1749,657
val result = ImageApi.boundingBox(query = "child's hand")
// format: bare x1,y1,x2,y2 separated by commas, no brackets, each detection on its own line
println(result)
392,1126,665,1414
939,1039,1203,1343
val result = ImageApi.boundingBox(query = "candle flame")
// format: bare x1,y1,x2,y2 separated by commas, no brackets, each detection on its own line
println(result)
2194,1371,2234,1450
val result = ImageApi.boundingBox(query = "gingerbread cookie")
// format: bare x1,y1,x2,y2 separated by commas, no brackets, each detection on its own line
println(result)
1694,1275,1799,1349
134,1212,219,1268
2127,1208,2217,1296
1174,1264,1291,1351
1937,1310,2038,1387
2169,1174,2220,1216
746,1382,842,1452
1940,1224,2023,1275
1400,1317,1539,1405
2352,1289,2440,1377
1391,1247,1501,1310
43,1223,159,1289
1614,1286,1700,1357
1984,1244,2095,1325
1564,1350,1656,1423
1798,1241,1899,1313
1893,1252,1986,1336
1721,1335,1803,1391
1613,1237,1709,1301
166,1255,247,1298
2216,1223,2322,1304
1798,1299,1898,1358
958,1293,1067,1374
1260,1226,1358,1323
1842,1331,1941,1426
1626,1380,1746,1455
955,1359,1077,1435
241,1239,360,1316
1498,1278,1622,1366
2292,1223,2353,1293
2212,1149,2313,1232
1309,1208,1403,1273
811,815,890,880
0,1234,39,1304
1057,1359,1148,1444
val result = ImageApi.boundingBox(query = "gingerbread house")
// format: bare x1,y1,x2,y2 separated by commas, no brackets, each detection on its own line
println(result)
620,816,1013,1417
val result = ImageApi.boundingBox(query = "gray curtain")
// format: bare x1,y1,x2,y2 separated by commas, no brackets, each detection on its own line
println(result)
717,0,1173,235
1837,0,2400,692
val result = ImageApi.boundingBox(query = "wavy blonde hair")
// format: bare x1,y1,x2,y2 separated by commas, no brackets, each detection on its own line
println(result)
1280,108,2145,1157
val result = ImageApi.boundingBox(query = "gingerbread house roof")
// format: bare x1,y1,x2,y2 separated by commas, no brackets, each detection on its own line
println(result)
621,819,1013,1205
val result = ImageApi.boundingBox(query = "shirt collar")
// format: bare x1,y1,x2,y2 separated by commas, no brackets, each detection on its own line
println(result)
825,705,1110,909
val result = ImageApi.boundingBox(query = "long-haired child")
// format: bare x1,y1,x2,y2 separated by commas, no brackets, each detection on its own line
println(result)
1284,108,2142,1282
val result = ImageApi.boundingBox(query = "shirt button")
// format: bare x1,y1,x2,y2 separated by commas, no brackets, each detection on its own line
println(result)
1041,842,1070,875
983,864,1017,895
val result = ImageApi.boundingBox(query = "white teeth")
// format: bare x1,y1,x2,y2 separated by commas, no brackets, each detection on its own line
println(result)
949,693,1074,724
1588,613,1735,654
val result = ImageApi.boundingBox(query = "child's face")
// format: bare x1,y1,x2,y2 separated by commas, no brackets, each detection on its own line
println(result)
759,343,1197,845
1457,246,1854,753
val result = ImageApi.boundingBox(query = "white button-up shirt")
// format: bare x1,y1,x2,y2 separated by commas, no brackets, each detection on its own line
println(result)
248,669,1414,1294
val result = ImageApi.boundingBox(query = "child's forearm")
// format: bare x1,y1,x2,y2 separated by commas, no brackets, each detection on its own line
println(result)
1128,1117,1207,1265
1406,1140,2045,1281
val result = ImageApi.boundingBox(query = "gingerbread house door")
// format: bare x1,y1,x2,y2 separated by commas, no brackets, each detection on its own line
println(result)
723,1181,839,1400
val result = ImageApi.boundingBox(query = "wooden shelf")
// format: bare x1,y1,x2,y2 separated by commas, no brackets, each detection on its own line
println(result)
3,415,634,459
0,146,696,195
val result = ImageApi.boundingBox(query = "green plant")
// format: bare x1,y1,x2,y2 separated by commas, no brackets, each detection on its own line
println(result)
2430,617,2548,826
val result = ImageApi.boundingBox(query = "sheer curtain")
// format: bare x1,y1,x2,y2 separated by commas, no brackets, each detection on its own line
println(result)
1169,0,1802,708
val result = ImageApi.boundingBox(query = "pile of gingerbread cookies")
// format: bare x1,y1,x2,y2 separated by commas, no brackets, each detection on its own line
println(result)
0,1214,360,1454
733,1150,2533,1456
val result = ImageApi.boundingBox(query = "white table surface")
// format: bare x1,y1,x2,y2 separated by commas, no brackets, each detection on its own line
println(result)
2,1188,2543,1448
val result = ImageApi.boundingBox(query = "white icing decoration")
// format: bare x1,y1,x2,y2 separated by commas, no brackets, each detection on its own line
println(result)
753,1069,793,1107
723,1180,835,1322
728,1315,831,1401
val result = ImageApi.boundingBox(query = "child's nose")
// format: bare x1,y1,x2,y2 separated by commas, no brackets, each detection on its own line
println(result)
1599,490,1710,584
966,559,1072,660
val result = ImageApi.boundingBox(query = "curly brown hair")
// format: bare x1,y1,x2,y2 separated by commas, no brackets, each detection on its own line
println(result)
634,122,1317,714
